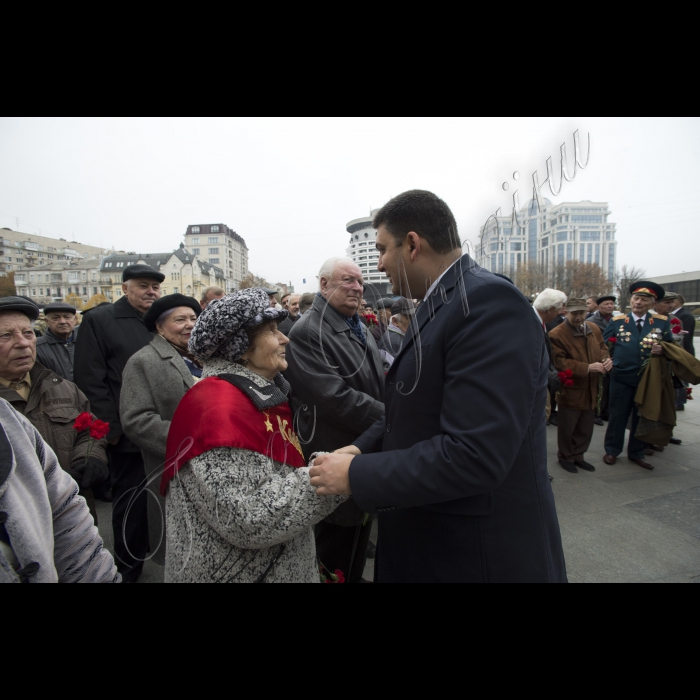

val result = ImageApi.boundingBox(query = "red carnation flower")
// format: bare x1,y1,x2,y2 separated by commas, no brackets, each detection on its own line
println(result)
608,337,618,344
558,372,567,381
565,379,575,388
73,413,94,432
89,420,110,441
565,370,574,378
334,570,346,584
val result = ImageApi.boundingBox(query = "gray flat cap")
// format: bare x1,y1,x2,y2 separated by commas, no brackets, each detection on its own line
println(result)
0,296,41,321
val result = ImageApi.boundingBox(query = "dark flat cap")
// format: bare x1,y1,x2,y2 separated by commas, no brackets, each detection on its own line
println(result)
43,302,78,315
596,295,617,305
143,294,202,333
391,298,416,316
0,296,40,321
263,288,279,296
630,281,665,301
123,264,165,284
663,291,679,301
375,298,396,310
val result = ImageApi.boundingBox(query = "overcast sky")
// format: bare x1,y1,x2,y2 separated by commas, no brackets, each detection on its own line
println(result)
1,117,698,293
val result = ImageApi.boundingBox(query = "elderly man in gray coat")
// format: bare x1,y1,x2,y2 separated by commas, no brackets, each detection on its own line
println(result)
121,295,201,571
1,399,120,584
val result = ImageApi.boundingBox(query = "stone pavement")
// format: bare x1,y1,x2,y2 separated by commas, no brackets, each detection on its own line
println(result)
97,339,700,584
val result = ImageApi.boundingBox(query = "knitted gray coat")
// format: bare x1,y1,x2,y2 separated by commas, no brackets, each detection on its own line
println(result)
0,399,120,584
164,361,346,583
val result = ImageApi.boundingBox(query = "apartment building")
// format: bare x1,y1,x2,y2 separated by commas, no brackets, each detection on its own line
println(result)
183,224,248,292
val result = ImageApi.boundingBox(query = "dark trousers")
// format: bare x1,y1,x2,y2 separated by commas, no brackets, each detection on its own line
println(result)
557,407,596,463
315,520,372,584
604,378,646,461
597,374,611,420
110,450,149,583
676,383,688,408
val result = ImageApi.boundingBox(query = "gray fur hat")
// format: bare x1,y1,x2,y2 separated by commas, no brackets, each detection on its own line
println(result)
188,288,288,362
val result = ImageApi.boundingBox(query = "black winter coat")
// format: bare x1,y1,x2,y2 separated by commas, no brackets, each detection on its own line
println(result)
675,308,696,356
74,297,154,452
351,257,568,583
36,330,77,382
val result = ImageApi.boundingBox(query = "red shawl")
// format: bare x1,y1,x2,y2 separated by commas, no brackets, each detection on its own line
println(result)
161,376,306,496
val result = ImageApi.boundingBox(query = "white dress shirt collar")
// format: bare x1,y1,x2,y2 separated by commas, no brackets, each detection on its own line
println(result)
423,258,461,301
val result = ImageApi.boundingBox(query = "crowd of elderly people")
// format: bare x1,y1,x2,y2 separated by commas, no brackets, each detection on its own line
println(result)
1,239,697,583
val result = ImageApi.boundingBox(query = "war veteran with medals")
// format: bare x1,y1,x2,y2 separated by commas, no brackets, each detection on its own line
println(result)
603,282,674,470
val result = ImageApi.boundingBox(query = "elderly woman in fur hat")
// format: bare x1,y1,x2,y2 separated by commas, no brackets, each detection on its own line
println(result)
161,289,346,583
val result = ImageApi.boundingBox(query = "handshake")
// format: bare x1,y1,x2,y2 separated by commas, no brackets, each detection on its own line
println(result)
308,445,361,497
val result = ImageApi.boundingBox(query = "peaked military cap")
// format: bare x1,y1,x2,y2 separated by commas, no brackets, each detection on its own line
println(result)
630,281,665,301
123,264,165,284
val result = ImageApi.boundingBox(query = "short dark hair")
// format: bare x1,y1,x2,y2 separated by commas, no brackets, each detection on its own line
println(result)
299,293,315,315
677,294,686,305
373,190,461,255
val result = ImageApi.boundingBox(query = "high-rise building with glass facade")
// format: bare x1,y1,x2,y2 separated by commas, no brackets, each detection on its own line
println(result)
346,210,392,294
475,200,617,279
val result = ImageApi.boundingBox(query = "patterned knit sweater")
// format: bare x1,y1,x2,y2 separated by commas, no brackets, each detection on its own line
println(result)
165,360,346,583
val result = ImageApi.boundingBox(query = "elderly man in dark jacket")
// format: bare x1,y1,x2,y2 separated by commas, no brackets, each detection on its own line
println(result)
309,190,567,583
0,297,109,521
35,302,79,381
75,264,164,583
285,257,385,583
587,295,617,423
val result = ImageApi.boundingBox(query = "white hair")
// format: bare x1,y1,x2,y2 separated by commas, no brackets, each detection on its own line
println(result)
534,289,568,313
318,257,357,290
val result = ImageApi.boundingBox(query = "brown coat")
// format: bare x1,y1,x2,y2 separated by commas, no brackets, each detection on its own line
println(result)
550,321,610,411
0,363,108,473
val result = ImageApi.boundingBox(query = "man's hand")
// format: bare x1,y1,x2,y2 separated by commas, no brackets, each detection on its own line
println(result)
334,445,361,456
309,454,354,496
589,363,605,374
107,436,120,446
652,343,665,356
603,359,613,372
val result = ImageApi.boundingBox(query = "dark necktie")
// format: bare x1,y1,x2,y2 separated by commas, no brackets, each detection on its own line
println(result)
637,319,644,334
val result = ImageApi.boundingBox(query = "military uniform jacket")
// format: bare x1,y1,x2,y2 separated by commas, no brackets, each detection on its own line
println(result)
604,313,674,386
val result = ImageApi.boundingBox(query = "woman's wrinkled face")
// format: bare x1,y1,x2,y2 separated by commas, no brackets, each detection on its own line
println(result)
158,307,198,351
242,323,290,380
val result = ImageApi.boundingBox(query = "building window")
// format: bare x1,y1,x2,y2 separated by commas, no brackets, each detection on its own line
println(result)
208,248,219,255
580,244,585,260
191,237,200,245
595,244,601,265
208,237,219,244
192,249,200,256
93,287,98,295
558,245,565,265
580,231,601,241
572,215,603,224
567,244,573,261
209,259,220,264
587,244,593,264
191,227,201,234
211,226,220,233
556,232,568,242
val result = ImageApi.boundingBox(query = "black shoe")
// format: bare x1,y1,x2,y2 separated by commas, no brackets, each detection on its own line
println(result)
575,461,596,473
366,541,376,560
548,416,559,427
559,460,578,474
676,406,685,412
670,438,683,446
594,418,604,426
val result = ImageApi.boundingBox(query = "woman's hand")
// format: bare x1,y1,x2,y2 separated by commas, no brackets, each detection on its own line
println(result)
335,445,361,456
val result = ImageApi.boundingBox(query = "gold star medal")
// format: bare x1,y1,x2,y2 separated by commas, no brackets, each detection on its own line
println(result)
263,412,274,432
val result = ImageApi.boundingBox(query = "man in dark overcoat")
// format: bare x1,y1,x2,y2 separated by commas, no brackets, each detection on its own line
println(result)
285,257,385,583
35,302,79,381
309,190,567,583
74,264,163,583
